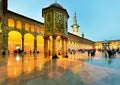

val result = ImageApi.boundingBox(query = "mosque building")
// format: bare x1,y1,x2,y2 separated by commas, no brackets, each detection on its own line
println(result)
0,0,119,57
71,12,84,37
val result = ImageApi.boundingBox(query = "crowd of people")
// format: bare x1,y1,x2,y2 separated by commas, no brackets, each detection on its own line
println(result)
68,48,120,58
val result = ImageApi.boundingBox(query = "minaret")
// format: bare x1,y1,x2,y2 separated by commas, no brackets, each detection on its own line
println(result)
71,12,80,35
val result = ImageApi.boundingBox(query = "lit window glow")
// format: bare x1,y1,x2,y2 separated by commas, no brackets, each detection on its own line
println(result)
8,18,14,27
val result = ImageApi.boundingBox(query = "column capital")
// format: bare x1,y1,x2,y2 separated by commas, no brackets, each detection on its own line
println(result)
52,35,57,39
61,35,68,40
44,36,49,40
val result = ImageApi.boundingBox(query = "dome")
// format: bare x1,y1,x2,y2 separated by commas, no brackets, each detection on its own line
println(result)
49,2,63,9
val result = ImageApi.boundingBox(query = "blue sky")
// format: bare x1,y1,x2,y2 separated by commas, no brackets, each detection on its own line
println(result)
8,0,120,41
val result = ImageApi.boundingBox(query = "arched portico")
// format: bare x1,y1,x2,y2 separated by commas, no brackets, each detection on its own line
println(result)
44,35,67,58
37,35,44,53
24,33,34,53
8,31,22,54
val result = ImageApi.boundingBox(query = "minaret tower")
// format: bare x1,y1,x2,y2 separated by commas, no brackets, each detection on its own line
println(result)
71,12,80,35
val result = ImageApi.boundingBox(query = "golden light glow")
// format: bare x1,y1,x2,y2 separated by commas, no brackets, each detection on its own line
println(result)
31,25,34,32
42,27,44,33
56,36,60,55
37,26,40,33
37,36,44,52
68,41,71,49
16,20,22,29
24,33,34,53
7,55,22,78
8,18,14,27
25,23,29,31
72,42,74,50
7,55,51,78
23,56,34,74
8,31,22,54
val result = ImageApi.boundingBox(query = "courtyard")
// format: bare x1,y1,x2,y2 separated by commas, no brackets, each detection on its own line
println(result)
0,51,120,85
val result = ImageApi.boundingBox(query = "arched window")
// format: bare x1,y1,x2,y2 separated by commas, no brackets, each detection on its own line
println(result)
76,29,78,32
31,25,34,32
37,26,40,33
8,18,14,27
16,20,22,29
25,23,29,31
42,27,44,33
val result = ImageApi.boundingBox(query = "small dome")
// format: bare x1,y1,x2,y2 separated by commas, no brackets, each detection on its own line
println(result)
49,2,63,9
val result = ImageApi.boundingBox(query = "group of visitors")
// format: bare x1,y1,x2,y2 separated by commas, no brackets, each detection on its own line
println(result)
88,49,96,56
102,48,118,58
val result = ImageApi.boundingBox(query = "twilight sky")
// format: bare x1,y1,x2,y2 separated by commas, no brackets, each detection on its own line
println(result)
8,0,120,41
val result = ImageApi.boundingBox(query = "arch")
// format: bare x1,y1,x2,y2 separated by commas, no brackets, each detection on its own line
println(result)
16,20,22,29
25,23,29,31
37,26,40,33
68,41,71,50
41,27,44,33
72,42,75,50
8,31,22,54
31,25,34,32
37,36,44,53
24,33,34,53
8,18,14,27
56,36,62,55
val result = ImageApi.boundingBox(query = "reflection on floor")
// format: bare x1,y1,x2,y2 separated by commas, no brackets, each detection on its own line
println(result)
0,52,120,85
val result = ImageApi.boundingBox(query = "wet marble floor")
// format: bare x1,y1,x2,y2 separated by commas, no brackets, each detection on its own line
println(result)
0,52,120,85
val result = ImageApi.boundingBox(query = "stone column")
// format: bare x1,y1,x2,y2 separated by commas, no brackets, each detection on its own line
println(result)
22,36,24,53
58,39,60,55
21,22,25,53
0,33,3,55
3,33,8,54
61,36,68,57
63,38,67,56
52,35,57,56
15,19,17,29
34,36,37,54
44,36,49,58
61,37,64,57
48,38,51,56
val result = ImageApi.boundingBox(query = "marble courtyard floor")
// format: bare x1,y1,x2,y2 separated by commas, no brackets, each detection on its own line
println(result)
0,52,120,85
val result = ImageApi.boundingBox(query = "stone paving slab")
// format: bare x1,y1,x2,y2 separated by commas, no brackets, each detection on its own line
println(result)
24,59,120,85
0,54,120,85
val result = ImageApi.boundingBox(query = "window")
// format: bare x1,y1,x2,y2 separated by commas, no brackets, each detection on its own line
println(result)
31,25,34,32
76,29,78,32
8,18,14,27
16,20,22,29
25,23,29,31
42,27,44,33
37,26,40,33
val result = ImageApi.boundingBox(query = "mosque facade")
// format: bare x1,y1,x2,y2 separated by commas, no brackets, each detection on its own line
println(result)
3,0,118,57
